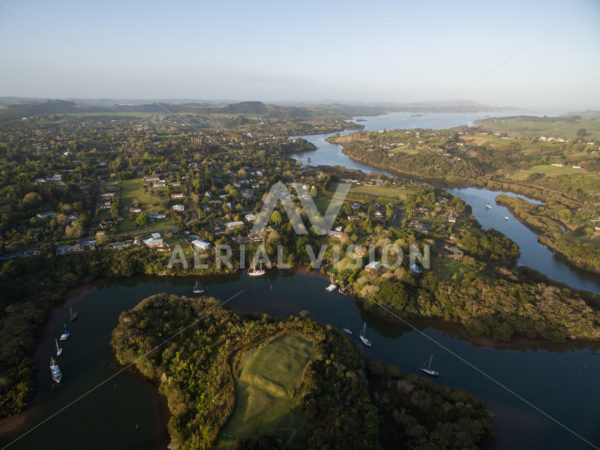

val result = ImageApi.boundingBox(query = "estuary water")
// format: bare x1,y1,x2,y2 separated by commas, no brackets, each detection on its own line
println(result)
2,111,599,450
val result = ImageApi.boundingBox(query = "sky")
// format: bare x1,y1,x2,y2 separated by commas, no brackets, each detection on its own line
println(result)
0,0,599,110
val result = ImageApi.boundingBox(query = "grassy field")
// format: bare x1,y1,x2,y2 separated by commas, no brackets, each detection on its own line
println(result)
510,164,585,180
219,335,314,446
350,184,407,201
477,116,600,139
118,178,172,234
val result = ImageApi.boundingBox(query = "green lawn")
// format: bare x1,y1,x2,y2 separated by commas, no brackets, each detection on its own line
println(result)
350,184,407,201
477,116,600,139
219,335,314,446
511,164,584,180
120,178,169,211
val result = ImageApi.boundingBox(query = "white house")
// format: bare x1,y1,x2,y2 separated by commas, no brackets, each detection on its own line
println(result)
191,239,211,251
226,221,245,229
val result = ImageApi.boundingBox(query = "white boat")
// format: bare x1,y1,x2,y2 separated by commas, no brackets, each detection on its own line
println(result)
192,281,205,294
420,354,439,377
343,328,353,335
326,283,338,293
50,357,62,384
505,216,509,222
359,322,371,347
485,203,492,210
59,323,70,341
248,261,266,277
55,339,63,357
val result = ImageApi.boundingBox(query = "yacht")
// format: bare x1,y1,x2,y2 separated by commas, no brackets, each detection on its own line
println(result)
248,261,266,277
505,216,509,222
343,328,353,335
192,280,205,294
359,322,371,347
55,339,63,357
59,323,70,341
326,283,338,293
485,203,492,210
50,357,62,384
420,354,439,377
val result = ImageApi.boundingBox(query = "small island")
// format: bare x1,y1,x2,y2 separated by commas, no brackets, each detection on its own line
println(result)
111,293,494,449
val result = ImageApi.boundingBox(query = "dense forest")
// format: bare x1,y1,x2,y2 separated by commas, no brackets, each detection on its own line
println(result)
111,293,494,449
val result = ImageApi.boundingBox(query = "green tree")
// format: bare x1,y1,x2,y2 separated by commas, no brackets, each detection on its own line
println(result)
270,210,282,226
135,214,148,227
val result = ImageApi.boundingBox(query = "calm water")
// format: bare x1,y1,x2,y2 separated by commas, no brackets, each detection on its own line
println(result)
2,273,599,450
3,112,600,450
449,187,600,295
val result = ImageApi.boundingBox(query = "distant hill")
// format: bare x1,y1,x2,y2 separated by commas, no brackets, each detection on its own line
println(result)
0,97,505,116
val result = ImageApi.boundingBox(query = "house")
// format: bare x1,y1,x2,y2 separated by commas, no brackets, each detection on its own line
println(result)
171,193,185,200
128,207,142,214
354,246,368,257
191,239,211,251
365,261,382,272
447,212,459,223
149,211,167,220
108,241,132,250
36,211,55,220
327,230,345,239
409,221,430,232
244,213,257,223
172,204,185,212
144,233,164,248
225,221,245,230
410,263,422,275
56,243,83,255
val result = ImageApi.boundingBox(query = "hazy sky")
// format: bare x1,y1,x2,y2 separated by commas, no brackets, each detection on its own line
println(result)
1,0,599,110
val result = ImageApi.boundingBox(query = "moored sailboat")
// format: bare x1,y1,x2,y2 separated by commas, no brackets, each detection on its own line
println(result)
248,261,266,277
359,322,371,347
55,339,63,357
192,280,205,294
50,357,62,384
420,354,439,377
59,323,70,341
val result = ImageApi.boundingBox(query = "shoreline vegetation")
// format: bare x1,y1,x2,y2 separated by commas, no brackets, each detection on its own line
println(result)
1,109,598,430
111,293,494,449
327,117,600,277
3,226,600,420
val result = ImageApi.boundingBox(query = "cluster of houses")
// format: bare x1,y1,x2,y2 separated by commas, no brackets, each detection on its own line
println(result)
34,174,62,183
56,239,96,255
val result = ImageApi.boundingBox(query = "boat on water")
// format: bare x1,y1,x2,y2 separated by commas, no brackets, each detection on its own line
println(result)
485,203,492,210
326,283,338,293
55,339,63,357
50,357,62,384
248,261,266,277
69,305,79,322
343,328,353,335
59,323,70,341
420,354,439,377
505,216,509,222
359,322,371,347
192,280,205,294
